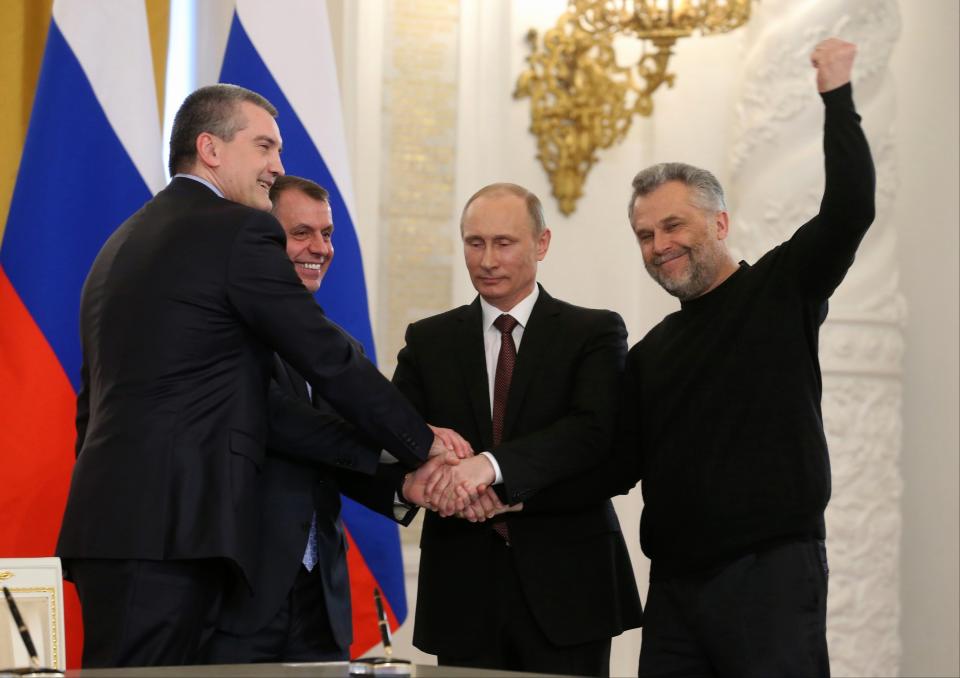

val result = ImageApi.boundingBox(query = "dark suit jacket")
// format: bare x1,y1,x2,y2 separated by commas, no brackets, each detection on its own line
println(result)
392,286,642,655
56,177,431,584
217,356,415,653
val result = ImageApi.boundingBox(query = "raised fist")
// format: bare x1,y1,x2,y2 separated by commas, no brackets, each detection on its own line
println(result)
810,38,857,93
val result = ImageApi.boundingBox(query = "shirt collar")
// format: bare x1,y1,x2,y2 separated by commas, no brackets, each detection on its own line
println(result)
174,173,224,199
480,284,540,332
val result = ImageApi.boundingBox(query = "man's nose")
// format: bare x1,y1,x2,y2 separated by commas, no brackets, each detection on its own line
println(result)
653,230,669,253
479,246,497,269
270,153,284,177
310,236,331,257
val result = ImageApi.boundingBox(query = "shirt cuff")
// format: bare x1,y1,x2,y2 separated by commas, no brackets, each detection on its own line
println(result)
480,451,503,485
392,493,415,521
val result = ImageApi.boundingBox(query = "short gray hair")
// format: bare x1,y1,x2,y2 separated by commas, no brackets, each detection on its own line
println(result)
168,84,278,176
628,162,726,222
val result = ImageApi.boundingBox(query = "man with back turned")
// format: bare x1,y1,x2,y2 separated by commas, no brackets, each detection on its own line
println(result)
56,84,460,667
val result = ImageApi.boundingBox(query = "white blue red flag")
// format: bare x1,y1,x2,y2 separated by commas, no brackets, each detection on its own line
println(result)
219,0,407,657
0,1,165,667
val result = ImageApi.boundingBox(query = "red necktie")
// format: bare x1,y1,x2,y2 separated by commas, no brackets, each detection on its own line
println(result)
490,314,518,543
492,314,518,445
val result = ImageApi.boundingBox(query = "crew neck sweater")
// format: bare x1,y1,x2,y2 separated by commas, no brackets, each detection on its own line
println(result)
629,84,875,580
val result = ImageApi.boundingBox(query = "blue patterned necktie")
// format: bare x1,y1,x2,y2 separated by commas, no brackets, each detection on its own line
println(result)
303,512,318,571
300,377,319,571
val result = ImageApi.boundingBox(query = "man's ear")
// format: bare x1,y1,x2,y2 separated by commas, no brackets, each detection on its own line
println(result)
195,132,221,168
536,228,552,261
714,211,731,241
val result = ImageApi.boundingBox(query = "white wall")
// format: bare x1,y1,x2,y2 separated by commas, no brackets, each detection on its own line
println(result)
891,2,960,676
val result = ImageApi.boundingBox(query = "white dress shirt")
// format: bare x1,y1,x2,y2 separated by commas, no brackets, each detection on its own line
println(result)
174,173,223,198
478,284,540,484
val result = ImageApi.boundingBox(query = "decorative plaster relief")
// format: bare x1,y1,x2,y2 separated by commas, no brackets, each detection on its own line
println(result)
727,0,903,674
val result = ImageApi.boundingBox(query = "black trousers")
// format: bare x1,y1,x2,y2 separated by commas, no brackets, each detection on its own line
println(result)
207,564,344,663
438,536,611,677
639,539,830,678
68,558,228,668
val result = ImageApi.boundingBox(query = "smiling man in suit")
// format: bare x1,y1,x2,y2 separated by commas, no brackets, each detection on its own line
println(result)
209,175,451,663
56,85,460,668
392,183,642,676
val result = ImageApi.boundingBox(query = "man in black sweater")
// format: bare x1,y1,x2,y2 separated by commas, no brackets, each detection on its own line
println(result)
519,37,873,676
623,37,874,676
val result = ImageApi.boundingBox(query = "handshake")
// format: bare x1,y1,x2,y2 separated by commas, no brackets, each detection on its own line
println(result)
402,426,523,522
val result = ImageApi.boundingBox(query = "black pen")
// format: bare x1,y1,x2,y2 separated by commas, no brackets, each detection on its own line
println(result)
373,587,393,659
3,586,41,670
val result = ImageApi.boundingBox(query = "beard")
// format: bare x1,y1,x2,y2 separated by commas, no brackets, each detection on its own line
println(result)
645,244,723,301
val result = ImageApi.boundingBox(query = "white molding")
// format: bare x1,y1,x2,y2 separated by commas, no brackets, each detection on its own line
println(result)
341,0,386,342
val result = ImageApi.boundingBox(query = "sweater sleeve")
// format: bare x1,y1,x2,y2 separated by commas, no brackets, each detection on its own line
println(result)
784,83,876,300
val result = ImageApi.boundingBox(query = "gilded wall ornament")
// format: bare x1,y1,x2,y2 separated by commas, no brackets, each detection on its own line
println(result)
515,0,751,215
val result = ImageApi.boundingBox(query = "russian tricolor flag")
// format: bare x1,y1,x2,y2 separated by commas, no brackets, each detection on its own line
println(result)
0,1,165,668
2,0,405,664
219,1,406,658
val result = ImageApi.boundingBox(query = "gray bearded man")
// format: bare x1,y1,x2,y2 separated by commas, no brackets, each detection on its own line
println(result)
526,37,873,677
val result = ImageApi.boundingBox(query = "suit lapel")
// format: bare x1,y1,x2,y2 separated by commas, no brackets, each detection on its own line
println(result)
455,299,494,450
503,287,560,440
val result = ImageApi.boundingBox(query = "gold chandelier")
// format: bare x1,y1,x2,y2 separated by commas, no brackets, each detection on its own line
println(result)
514,0,752,215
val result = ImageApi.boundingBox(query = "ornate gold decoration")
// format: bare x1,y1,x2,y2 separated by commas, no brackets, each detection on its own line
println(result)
0,570,13,581
514,0,751,214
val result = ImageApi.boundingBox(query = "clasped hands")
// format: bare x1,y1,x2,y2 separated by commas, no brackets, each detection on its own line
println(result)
409,426,522,522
